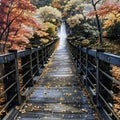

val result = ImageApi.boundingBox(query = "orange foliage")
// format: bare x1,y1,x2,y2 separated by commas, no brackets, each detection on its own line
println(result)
52,0,61,9
0,0,41,51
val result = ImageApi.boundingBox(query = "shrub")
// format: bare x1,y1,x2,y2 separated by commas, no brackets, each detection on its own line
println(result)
107,22,120,41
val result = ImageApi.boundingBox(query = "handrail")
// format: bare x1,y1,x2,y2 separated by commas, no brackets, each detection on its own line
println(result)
67,38,120,120
0,38,58,119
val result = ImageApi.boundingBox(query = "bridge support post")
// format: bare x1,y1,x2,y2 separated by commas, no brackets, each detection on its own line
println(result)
37,47,41,75
32,47,39,76
79,46,82,74
9,50,21,105
44,45,49,64
39,47,44,69
96,49,101,107
85,48,89,86
21,48,34,87
76,45,80,70
96,49,112,109
42,45,45,66
36,47,40,75
3,50,21,109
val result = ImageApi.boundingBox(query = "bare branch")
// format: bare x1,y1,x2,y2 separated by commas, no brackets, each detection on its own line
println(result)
92,0,102,7
95,0,102,6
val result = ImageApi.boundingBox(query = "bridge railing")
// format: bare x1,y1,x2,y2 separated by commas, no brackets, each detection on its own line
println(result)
0,38,58,119
68,39,120,120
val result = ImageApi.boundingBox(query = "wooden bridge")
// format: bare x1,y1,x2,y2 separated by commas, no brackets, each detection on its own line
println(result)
0,37,120,120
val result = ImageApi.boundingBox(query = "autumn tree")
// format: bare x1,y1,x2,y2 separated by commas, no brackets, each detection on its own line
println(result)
100,0,120,39
63,0,84,18
0,0,41,52
36,6,62,24
67,14,98,41
67,14,84,28
28,21,58,47
87,0,103,44
51,0,69,12
88,0,120,44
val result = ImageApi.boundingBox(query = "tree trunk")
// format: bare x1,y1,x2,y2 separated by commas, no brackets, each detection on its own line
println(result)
92,0,103,45
95,14,103,45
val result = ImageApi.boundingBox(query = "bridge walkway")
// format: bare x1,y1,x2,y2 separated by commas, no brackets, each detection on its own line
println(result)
15,42,98,120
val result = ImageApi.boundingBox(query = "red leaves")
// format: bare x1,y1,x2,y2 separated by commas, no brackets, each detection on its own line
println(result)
88,0,120,16
98,1,120,15
1,0,8,4
17,0,36,11
0,0,40,51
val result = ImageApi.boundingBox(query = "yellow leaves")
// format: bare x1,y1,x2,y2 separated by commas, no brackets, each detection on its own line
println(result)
61,109,66,112
64,93,72,96
60,97,64,101
112,66,120,81
45,82,51,89
19,103,41,113
103,12,120,28
43,22,57,36
81,108,88,113
36,30,48,37
81,39,90,46
67,14,84,28
103,20,114,28
15,106,20,110
112,66,120,118
0,110,6,116
0,98,6,103
41,39,49,44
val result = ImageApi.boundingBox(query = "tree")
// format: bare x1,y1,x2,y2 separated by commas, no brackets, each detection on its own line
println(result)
88,0,120,44
106,21,120,39
67,14,84,28
92,0,120,16
36,6,62,24
67,14,98,41
88,0,103,45
63,0,84,18
43,22,57,37
51,0,69,11
0,0,41,52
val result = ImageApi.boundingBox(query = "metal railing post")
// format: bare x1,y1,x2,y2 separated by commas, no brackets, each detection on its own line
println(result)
76,45,79,69
96,49,100,107
39,47,44,69
27,48,34,87
31,48,39,76
96,49,105,107
21,48,34,87
85,48,89,86
79,46,82,74
44,45,47,63
9,50,21,105
36,47,40,75
42,45,45,66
